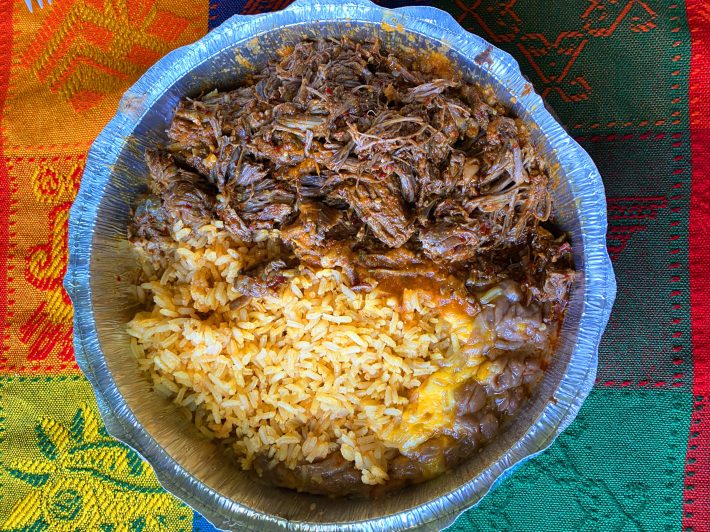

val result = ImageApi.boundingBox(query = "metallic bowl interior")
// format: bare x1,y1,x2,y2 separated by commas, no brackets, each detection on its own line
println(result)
65,1,616,530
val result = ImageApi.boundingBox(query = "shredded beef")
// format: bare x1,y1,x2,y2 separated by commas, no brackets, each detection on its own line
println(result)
127,37,576,498
132,37,560,269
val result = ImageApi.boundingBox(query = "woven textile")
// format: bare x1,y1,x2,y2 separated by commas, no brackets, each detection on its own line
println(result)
0,0,707,530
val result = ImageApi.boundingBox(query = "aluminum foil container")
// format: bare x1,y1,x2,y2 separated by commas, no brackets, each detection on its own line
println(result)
64,0,616,529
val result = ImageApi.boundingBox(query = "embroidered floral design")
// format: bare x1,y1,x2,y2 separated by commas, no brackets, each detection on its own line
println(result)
2,404,191,531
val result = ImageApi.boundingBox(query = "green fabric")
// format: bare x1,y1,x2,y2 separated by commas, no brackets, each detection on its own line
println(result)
437,0,691,132
452,389,690,530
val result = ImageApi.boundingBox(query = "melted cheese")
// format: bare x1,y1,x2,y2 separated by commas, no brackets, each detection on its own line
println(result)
378,310,495,454
381,364,478,453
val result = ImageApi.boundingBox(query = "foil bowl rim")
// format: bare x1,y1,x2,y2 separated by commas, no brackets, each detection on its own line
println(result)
65,0,617,529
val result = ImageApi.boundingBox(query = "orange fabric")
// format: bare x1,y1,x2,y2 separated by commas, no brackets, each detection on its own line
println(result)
2,0,208,375
0,2,209,527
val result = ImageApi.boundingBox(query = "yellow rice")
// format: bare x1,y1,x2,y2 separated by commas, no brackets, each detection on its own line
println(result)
127,221,474,485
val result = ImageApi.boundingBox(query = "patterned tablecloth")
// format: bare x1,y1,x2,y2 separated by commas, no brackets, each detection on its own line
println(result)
0,0,707,530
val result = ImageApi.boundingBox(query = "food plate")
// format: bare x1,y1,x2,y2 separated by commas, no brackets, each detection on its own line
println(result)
64,0,616,530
